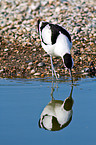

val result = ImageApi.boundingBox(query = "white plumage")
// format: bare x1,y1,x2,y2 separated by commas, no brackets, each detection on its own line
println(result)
39,85,73,131
41,24,52,45
39,100,73,131
38,20,73,82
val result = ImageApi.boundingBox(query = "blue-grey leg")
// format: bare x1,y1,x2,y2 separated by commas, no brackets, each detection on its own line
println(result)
51,81,58,100
69,69,73,84
50,81,55,100
50,56,58,79
62,58,66,78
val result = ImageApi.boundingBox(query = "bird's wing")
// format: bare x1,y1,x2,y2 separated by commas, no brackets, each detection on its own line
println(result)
56,24,72,43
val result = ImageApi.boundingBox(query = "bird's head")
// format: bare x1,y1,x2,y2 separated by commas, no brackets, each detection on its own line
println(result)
37,19,48,34
37,19,41,33
63,53,74,83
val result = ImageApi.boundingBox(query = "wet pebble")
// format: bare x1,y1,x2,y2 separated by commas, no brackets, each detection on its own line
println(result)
27,66,31,70
30,69,35,74
0,69,4,73
0,0,95,79
28,62,33,66
34,72,41,76
37,62,45,67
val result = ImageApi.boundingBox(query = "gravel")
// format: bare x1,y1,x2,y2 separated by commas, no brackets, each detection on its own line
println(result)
0,0,96,79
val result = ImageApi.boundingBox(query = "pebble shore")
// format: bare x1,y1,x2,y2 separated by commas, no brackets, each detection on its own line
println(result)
0,0,96,79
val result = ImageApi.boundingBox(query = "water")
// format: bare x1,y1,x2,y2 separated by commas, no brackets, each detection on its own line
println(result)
0,77,96,145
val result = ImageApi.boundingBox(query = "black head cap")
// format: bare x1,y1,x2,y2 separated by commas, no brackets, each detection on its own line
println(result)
37,19,40,33
64,97,73,111
63,53,72,69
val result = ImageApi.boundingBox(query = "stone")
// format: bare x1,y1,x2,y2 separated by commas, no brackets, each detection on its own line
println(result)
28,62,33,65
4,48,8,51
0,69,3,73
34,72,41,76
30,69,35,74
27,66,31,70
0,0,95,79
37,62,45,67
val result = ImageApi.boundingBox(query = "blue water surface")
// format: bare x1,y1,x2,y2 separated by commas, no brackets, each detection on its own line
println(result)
0,77,96,145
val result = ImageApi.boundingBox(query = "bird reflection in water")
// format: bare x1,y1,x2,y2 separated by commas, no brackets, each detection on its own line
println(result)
39,82,74,131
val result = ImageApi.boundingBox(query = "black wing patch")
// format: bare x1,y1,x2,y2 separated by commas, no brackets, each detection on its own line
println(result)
50,24,71,44
40,21,71,46
50,24,60,45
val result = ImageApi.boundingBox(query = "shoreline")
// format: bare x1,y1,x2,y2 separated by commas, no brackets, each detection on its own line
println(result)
0,0,96,79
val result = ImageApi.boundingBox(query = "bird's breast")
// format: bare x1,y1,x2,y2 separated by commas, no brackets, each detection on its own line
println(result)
41,42,57,56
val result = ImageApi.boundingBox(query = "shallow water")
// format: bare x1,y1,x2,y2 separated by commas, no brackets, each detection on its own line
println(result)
0,77,96,145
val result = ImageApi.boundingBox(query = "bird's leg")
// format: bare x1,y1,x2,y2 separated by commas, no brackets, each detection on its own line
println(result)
62,58,66,78
50,81,55,100
69,69,73,84
50,56,54,78
50,56,58,79
50,81,58,100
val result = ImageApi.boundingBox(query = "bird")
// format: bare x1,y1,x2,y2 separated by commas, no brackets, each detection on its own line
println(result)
37,19,74,82
39,85,73,131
